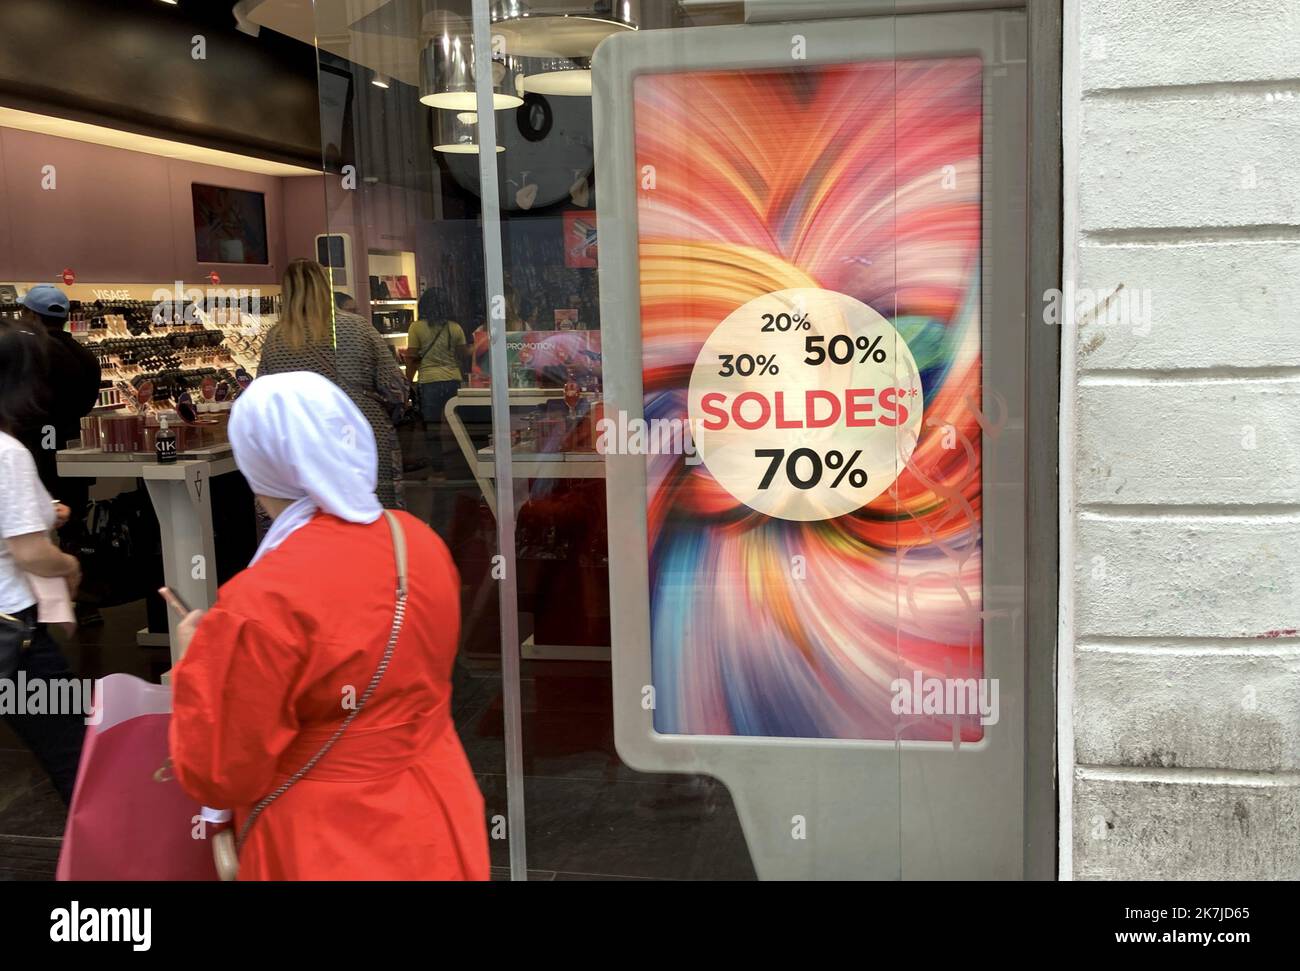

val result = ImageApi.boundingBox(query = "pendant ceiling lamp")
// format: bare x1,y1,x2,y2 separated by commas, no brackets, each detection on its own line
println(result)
491,1,638,97
435,111,505,155
521,57,592,97
420,32,523,111
490,1,639,56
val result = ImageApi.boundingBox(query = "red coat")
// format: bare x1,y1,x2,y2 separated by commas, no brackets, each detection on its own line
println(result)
169,511,489,880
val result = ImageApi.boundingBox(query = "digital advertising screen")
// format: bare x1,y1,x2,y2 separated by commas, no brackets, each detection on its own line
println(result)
192,183,269,265
632,57,985,742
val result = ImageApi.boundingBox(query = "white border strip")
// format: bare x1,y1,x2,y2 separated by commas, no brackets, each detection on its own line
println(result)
1057,0,1081,881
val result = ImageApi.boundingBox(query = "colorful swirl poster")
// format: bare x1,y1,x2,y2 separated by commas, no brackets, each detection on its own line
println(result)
633,58,984,741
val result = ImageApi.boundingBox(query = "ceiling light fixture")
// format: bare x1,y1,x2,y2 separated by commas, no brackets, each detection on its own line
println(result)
420,33,523,111
489,1,639,58
521,57,593,97
372,74,390,89
435,112,504,155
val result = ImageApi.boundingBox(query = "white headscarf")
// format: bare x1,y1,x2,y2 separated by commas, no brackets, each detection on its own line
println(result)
229,371,382,564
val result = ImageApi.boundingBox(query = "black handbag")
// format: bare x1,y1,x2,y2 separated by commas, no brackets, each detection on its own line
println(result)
371,364,412,425
0,608,35,682
73,491,162,608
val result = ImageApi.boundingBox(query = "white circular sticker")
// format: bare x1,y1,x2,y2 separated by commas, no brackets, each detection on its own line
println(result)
687,288,923,522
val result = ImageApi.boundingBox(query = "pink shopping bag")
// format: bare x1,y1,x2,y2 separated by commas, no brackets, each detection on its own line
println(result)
57,673,218,880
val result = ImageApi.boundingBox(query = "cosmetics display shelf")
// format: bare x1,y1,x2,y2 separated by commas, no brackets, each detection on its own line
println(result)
196,306,270,379
62,298,276,416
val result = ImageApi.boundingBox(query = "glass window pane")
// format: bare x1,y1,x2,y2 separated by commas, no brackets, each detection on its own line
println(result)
310,0,1038,880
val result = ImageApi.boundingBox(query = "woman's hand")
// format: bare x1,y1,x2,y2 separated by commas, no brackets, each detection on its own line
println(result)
53,503,71,527
176,608,206,657
160,587,206,657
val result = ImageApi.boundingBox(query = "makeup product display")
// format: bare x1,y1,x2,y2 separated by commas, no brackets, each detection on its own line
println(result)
98,414,146,453
71,296,275,381
27,291,283,455
78,415,101,450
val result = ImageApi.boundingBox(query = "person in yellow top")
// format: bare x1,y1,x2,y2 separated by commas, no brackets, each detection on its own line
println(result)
404,288,469,479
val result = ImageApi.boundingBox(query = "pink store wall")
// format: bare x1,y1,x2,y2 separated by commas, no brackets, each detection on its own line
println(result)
282,173,329,271
282,172,367,299
0,126,327,287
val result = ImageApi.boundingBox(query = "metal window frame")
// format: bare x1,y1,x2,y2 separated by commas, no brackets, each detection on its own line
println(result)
468,0,1062,881
1023,0,1062,882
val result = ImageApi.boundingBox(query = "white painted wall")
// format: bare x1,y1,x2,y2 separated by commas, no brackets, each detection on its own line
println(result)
1062,0,1300,878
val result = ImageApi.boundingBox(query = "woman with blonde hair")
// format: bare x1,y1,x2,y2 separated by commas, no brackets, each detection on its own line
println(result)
259,259,406,507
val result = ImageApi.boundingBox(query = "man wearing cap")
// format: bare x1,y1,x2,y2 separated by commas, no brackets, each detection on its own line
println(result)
16,284,101,536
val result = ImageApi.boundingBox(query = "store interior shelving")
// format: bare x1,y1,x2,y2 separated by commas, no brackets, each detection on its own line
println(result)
1,282,278,425
366,248,417,348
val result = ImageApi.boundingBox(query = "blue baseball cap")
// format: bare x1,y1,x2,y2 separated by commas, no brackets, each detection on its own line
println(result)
20,284,70,321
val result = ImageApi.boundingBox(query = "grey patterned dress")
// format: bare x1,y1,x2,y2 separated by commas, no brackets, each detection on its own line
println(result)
258,311,406,508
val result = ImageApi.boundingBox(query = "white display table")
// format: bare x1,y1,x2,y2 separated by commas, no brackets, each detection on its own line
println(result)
57,444,238,664
444,388,608,661
444,387,606,517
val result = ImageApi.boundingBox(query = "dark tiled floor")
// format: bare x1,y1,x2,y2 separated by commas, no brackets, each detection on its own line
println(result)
0,836,60,880
477,773,754,881
0,473,757,881
0,750,65,838
451,655,755,880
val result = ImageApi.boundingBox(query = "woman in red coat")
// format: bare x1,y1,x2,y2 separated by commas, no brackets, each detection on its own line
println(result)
168,371,488,880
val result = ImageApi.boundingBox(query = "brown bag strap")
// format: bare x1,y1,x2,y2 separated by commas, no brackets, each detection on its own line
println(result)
232,512,408,856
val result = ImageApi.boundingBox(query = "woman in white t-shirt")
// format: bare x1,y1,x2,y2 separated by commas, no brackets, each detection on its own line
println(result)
0,322,85,803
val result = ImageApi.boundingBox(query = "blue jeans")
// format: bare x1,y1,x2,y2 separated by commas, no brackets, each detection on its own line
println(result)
1,607,85,804
419,380,460,474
